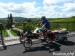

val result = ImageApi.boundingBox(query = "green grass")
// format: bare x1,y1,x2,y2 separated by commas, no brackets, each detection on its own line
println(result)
48,17,75,31
3,30,9,37
50,22,75,31
10,30,17,36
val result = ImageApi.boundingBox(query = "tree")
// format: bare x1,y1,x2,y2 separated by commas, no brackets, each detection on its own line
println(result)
7,13,13,29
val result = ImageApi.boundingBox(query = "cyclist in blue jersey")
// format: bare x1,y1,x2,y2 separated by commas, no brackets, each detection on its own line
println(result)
40,16,51,41
41,16,50,30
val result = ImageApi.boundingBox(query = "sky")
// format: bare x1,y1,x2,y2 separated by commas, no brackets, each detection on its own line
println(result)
0,0,75,18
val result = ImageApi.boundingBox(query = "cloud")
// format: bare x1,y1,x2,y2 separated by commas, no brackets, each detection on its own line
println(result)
63,2,75,17
64,3,75,11
43,0,75,18
0,1,40,18
0,0,75,18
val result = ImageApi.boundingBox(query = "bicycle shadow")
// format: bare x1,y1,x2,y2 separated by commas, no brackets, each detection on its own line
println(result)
23,40,75,53
23,43,61,53
57,40,75,46
23,46,48,53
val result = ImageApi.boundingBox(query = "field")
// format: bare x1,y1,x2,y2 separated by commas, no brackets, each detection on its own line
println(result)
48,17,75,31
15,17,75,32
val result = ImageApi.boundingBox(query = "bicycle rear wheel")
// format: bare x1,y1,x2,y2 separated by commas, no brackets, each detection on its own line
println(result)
24,39,32,48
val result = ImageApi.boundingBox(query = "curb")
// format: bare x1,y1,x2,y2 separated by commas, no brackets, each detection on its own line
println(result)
0,39,41,47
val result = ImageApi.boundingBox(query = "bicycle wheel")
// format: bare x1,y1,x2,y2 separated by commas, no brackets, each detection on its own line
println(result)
24,39,32,48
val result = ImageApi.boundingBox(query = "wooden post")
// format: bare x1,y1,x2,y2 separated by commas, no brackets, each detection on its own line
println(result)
0,23,7,50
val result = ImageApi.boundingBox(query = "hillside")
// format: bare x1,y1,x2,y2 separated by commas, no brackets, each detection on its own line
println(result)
0,16,75,23
49,16,75,23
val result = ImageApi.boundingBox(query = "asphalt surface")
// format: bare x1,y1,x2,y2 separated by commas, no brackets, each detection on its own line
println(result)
0,32,75,56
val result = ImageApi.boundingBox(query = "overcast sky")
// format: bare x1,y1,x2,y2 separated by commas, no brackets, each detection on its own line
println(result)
0,0,75,18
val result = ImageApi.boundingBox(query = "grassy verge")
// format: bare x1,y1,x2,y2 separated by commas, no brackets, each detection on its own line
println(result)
3,30,9,37
10,30,17,36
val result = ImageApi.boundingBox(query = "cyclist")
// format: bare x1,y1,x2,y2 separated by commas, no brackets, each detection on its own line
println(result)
41,16,51,41
41,16,50,30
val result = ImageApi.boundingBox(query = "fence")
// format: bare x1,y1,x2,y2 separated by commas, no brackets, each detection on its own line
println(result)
50,22,75,32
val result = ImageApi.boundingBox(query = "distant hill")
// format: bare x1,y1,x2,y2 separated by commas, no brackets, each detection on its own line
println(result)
13,17,27,23
13,17,40,23
0,16,75,23
49,16,75,23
